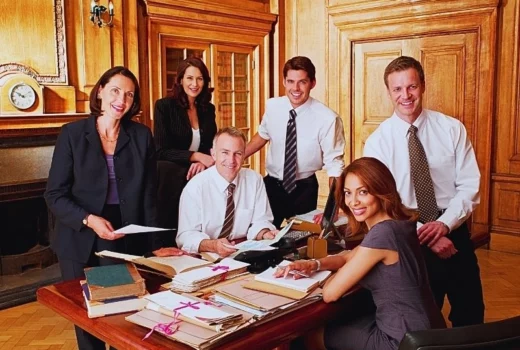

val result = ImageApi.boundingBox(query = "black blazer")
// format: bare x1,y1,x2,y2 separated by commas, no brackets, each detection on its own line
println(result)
44,115,158,263
153,97,217,163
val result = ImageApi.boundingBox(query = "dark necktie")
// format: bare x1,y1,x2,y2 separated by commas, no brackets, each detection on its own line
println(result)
219,183,236,239
408,125,438,222
283,109,297,193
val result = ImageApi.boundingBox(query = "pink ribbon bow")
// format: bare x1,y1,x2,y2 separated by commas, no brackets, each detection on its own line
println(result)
211,265,230,272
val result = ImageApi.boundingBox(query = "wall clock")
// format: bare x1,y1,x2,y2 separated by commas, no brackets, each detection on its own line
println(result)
8,83,36,110
0,73,44,114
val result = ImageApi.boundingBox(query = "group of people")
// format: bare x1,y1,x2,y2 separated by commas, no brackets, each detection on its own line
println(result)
44,54,484,350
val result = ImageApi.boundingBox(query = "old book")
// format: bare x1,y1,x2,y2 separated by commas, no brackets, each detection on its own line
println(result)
80,280,148,318
84,263,146,301
96,250,212,277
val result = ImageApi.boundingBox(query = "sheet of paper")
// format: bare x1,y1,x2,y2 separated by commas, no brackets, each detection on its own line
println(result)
254,267,319,292
96,250,141,261
113,224,174,234
227,240,275,251
263,219,295,246
295,209,322,223
278,260,331,284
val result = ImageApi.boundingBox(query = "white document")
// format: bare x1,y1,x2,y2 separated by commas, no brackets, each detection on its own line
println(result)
173,258,249,284
227,241,275,251
295,209,322,223
254,260,331,292
113,224,173,234
146,291,234,323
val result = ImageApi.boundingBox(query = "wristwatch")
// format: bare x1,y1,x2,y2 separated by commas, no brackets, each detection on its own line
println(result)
311,258,321,272
82,214,90,227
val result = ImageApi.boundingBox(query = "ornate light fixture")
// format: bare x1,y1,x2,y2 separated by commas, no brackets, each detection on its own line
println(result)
90,0,114,27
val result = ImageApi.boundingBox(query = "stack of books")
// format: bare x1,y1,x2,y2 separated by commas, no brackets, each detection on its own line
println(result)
81,263,148,318
170,258,249,292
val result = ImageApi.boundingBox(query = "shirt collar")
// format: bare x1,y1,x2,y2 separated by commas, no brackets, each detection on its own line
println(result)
390,109,428,138
211,166,239,193
285,96,313,116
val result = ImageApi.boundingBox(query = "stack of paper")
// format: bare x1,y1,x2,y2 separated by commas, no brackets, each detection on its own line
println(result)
212,277,297,317
143,291,244,332
96,250,212,277
170,258,249,292
244,260,331,299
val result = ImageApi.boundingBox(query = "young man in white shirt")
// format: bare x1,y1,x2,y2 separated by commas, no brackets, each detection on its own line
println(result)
364,56,484,327
176,127,277,257
245,56,346,227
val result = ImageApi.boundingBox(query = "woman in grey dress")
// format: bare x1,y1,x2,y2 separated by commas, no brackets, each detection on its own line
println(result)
276,157,446,350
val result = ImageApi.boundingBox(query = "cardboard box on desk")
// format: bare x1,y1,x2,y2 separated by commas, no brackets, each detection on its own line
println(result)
306,236,328,259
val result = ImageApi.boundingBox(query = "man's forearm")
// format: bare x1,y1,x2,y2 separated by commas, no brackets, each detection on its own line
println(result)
198,239,217,253
245,133,268,158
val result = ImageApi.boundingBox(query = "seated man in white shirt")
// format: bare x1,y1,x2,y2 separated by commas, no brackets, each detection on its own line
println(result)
176,126,277,257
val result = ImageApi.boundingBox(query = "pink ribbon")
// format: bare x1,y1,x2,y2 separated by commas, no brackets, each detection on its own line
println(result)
173,301,200,312
211,265,230,272
142,316,181,340
142,301,200,341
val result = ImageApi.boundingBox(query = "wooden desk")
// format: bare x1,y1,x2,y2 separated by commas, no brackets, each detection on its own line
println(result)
37,279,371,350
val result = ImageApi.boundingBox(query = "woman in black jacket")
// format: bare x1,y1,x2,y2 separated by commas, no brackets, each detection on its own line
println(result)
154,57,217,237
45,66,182,350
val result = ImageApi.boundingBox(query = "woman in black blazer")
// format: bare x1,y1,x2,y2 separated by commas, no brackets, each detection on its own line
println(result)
154,57,217,238
45,66,182,350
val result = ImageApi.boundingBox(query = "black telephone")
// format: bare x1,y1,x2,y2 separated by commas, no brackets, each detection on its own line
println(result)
234,238,296,273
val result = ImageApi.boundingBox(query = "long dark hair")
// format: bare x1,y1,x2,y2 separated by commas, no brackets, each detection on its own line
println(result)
336,157,418,235
89,66,141,121
172,57,213,112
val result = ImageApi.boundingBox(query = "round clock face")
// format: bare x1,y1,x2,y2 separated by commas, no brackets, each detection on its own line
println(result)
8,83,36,110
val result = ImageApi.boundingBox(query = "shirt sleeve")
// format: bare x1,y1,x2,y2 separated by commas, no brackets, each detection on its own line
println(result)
246,176,276,239
437,122,480,231
176,183,210,253
257,105,271,141
360,221,398,252
320,115,346,177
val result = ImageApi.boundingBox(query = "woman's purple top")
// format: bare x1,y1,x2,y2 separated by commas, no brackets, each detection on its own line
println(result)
105,155,120,204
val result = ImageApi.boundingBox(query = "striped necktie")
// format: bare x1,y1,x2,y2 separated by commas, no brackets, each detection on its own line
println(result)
219,183,236,239
283,109,297,193
408,125,438,223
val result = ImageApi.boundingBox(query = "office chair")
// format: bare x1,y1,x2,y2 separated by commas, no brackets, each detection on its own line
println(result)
398,315,520,350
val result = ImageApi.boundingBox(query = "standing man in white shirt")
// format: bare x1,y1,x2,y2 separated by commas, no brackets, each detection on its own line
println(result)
245,56,346,227
364,56,484,327
176,127,277,257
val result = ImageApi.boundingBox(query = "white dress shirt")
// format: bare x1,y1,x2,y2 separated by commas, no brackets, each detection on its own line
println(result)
258,96,345,179
363,109,480,231
176,166,276,253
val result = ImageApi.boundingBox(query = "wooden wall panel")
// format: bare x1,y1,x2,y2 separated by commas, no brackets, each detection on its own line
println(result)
0,1,59,77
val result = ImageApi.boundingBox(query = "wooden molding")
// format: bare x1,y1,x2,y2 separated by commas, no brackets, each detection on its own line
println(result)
0,0,68,85
0,113,88,138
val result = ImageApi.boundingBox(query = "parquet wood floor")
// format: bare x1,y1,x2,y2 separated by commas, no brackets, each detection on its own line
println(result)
0,247,519,349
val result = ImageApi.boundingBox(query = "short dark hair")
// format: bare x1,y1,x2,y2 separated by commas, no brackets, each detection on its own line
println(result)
384,56,425,88
336,157,418,235
89,66,141,121
213,126,247,149
283,56,316,82
172,57,213,111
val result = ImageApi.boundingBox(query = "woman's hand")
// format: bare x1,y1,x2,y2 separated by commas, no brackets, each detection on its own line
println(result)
187,162,206,180
197,153,215,168
273,260,316,279
152,247,187,257
88,215,124,240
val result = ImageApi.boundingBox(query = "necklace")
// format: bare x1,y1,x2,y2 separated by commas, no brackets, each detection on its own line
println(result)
96,122,120,143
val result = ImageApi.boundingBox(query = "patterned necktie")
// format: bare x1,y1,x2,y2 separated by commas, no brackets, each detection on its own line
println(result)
219,183,236,238
408,125,438,223
283,109,297,193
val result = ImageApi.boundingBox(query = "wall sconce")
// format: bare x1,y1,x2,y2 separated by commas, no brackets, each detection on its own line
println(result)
90,0,114,27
